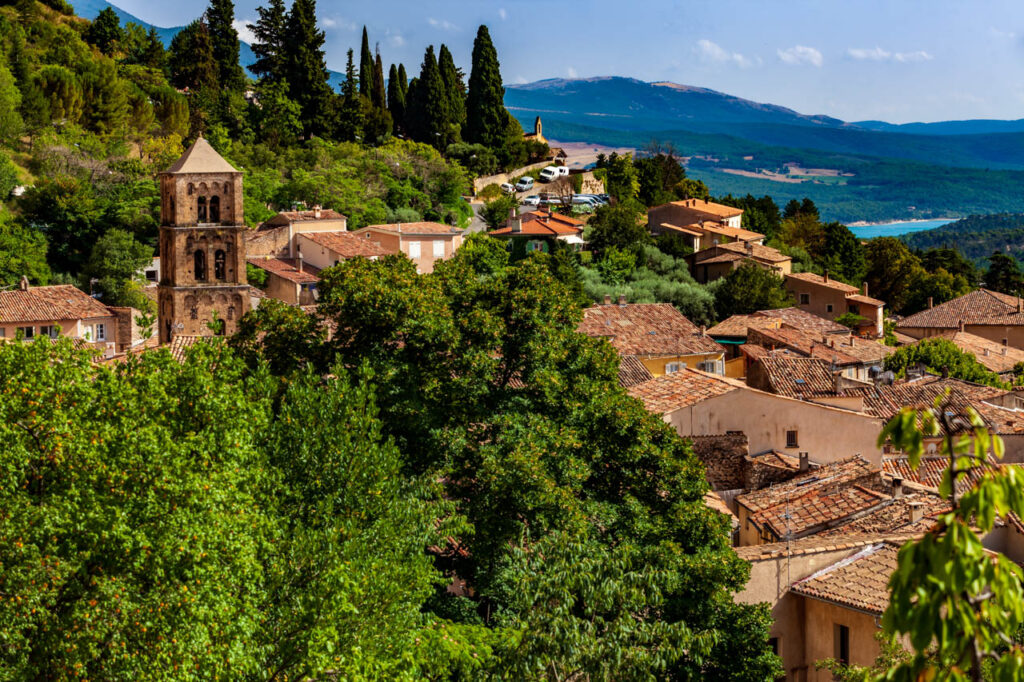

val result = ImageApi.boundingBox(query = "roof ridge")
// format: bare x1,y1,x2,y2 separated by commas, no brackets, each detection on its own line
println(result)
791,543,886,587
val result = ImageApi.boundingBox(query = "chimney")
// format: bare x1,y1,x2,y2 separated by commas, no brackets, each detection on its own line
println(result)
699,325,707,337
1018,297,1023,314
799,452,809,472
891,477,904,499
509,207,517,222
604,294,612,305
823,270,830,283
1002,347,1008,356
908,501,924,524
296,251,303,273
313,205,322,219
745,240,754,255
830,338,836,348
928,296,934,309
18,275,29,291
851,336,856,348
958,319,965,332
510,217,522,233
862,281,869,297
833,371,843,395
617,294,627,306
984,347,990,357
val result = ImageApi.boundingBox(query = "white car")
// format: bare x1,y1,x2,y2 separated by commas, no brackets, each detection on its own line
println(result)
515,177,534,192
521,195,541,207
538,166,559,182
499,182,516,194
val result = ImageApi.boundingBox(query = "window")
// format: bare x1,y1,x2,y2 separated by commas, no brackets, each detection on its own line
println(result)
0,328,5,337
799,293,810,305
834,624,850,665
18,326,33,339
214,249,227,281
528,241,545,252
408,241,421,258
197,196,207,222
144,269,158,282
209,195,220,223
848,304,859,314
39,325,58,339
826,304,833,313
190,307,199,320
768,638,779,656
194,250,207,281
786,430,798,448
1004,339,1009,346
433,240,445,258
665,362,685,374
94,323,106,341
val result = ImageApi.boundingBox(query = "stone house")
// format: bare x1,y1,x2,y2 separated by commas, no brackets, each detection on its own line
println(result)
784,272,884,338
896,289,1024,350
245,207,349,259
245,257,321,306
745,325,893,382
489,210,585,253
647,199,763,249
686,241,792,283
0,278,120,354
353,222,465,274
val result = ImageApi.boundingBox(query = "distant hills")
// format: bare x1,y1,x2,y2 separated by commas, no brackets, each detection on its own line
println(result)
904,214,1024,264
68,0,346,90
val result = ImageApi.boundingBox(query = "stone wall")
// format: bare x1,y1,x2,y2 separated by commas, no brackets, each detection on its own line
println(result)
473,161,550,194
690,433,749,490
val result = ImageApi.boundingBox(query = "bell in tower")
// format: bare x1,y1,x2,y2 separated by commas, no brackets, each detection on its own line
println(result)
156,137,250,344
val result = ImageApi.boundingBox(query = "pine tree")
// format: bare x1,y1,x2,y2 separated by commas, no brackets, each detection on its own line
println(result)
336,48,363,142
205,0,246,92
168,20,219,93
358,26,373,97
138,28,166,70
405,46,449,149
438,44,465,131
372,51,386,110
85,8,123,56
386,63,405,135
249,0,287,83
465,25,506,149
283,0,332,137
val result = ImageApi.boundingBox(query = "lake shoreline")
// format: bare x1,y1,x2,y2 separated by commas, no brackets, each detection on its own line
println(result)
849,218,958,239
847,217,959,227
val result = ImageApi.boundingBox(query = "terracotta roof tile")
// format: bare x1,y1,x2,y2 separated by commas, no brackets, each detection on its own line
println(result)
617,355,655,388
735,532,915,561
706,314,782,339
747,326,892,365
0,285,113,324
273,209,346,222
897,289,1024,330
626,368,739,413
854,376,1006,421
736,456,877,514
756,307,848,335
936,330,1024,374
362,222,465,235
162,137,238,175
665,198,744,219
692,241,791,265
754,356,839,398
579,303,723,356
816,493,950,537
785,272,861,294
246,257,320,284
752,484,890,539
790,542,901,614
882,455,1004,492
300,231,393,258
491,211,584,237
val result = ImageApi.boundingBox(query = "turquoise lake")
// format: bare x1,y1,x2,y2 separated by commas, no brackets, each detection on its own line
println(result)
849,219,956,239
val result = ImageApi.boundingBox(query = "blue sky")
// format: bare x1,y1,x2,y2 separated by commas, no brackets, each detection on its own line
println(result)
109,0,1024,123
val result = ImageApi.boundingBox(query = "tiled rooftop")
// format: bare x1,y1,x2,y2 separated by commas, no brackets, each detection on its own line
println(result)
756,307,848,335
937,330,1024,374
754,356,839,398
897,289,1024,330
274,208,346,222
246,257,320,284
300,231,393,258
735,532,915,561
0,285,113,324
785,272,860,294
706,314,782,338
163,137,238,175
853,376,1006,421
578,303,723,356
665,198,744,219
747,325,893,366
790,542,900,615
491,211,583,237
626,368,740,413
752,484,890,539
617,355,655,388
816,493,949,537
882,455,1004,493
362,221,465,235
736,456,877,514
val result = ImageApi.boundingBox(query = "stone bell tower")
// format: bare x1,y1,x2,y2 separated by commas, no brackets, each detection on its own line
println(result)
157,137,249,344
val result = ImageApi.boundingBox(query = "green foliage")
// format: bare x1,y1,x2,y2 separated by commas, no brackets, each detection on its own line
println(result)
0,211,50,285
245,261,267,288
0,54,24,143
884,338,1006,388
596,151,640,201
205,0,246,93
251,78,301,148
168,20,218,93
248,0,287,84
983,251,1023,295
406,45,450,149
282,0,332,137
904,214,1024,265
820,221,866,283
465,25,506,150
358,25,373,97
335,48,363,143
387,62,407,136
438,44,465,133
835,312,868,330
713,261,793,319
864,237,923,313
717,194,781,241
635,143,689,206
0,149,19,200
84,228,154,312
83,7,122,56
595,245,637,284
585,199,648,257
481,193,518,229
875,403,1024,680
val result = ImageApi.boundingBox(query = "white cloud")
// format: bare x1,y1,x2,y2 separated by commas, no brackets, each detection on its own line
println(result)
498,7,507,21
233,20,256,45
321,16,357,31
694,39,754,68
777,45,823,67
567,66,578,78
428,17,458,31
847,47,933,63
388,33,406,47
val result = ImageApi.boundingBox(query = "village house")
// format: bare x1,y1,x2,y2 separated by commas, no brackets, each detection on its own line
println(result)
489,210,585,253
784,272,885,338
627,368,885,463
686,240,792,283
245,207,349,259
245,257,321,306
353,222,465,274
0,278,120,354
647,198,764,250
932,330,1024,379
746,355,871,411
745,325,893,382
896,289,1024,349
578,299,725,376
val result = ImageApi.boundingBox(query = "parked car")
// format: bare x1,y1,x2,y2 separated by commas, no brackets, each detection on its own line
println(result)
556,166,570,177
538,166,559,183
499,182,515,194
521,195,541,207
572,195,599,206
515,177,534,191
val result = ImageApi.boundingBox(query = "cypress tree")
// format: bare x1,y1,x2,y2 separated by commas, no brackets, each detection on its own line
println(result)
397,63,408,101
336,48,363,142
405,46,448,149
283,0,332,136
386,63,405,135
372,51,386,110
168,20,219,93
358,26,373,97
465,25,506,148
205,0,246,92
249,0,288,83
438,44,465,130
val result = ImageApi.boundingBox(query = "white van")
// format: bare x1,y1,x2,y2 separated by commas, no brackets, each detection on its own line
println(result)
515,176,534,192
538,166,559,183
556,166,570,177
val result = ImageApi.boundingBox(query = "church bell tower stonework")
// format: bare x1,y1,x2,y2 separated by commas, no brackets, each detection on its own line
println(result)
157,138,250,344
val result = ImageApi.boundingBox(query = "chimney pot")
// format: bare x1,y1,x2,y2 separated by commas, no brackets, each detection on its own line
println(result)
823,270,829,282
892,477,904,499
928,296,934,309
984,347,990,357
799,452,809,472
604,294,612,304
700,325,707,337
313,205,322,219
862,281,869,297
19,275,29,291
908,501,924,523
617,294,627,306
958,319,965,332
1002,347,1008,356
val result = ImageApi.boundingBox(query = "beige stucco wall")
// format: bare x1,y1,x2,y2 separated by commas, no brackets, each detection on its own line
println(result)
359,231,464,274
265,273,300,305
786,279,884,337
639,352,725,377
664,389,884,465
801,598,882,681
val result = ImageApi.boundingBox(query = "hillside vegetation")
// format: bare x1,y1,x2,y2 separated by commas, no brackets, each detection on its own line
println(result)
903,213,1024,264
